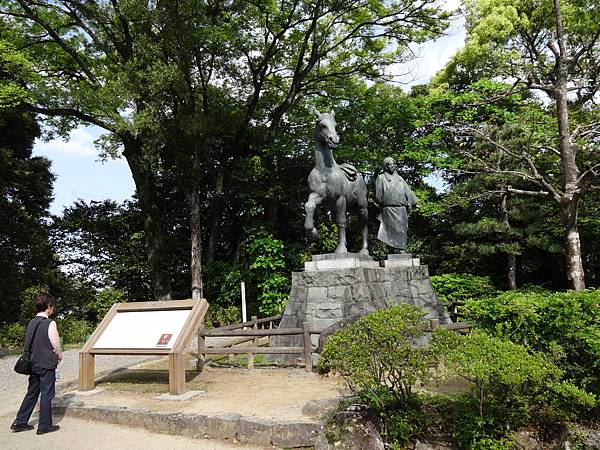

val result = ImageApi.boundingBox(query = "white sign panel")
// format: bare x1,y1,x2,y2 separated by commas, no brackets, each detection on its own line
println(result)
92,309,192,349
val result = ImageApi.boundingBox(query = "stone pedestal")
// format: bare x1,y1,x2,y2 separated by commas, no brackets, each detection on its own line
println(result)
272,254,450,358
381,253,420,268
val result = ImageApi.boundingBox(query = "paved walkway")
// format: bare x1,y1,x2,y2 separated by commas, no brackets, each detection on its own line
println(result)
0,350,263,449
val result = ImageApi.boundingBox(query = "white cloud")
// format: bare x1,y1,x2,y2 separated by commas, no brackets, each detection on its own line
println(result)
390,14,467,89
35,126,98,158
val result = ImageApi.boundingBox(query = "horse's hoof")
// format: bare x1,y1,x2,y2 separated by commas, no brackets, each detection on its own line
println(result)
359,249,370,257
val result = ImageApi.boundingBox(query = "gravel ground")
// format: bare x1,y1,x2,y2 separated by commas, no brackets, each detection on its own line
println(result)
1,349,263,449
0,349,154,416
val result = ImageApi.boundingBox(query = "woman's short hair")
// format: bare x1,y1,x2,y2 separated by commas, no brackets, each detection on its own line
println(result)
35,293,57,313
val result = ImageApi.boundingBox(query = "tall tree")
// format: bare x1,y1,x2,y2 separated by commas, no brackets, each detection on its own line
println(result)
0,40,55,320
129,0,454,298
2,0,175,298
433,0,600,290
3,0,453,300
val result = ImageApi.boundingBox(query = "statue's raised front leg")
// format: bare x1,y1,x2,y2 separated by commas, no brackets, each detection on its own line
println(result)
334,195,347,253
304,192,322,240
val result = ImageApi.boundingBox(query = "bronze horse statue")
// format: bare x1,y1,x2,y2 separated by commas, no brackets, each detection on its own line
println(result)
304,109,369,255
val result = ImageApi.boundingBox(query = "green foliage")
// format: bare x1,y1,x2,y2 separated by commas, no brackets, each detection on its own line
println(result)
0,322,26,349
246,233,290,316
57,317,92,345
204,261,243,307
461,289,600,395
430,273,497,304
51,200,152,300
434,328,596,448
0,74,54,323
204,305,242,329
85,288,125,324
18,285,48,325
318,304,437,409
0,40,35,107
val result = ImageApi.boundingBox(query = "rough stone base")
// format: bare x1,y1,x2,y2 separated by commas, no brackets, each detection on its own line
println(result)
53,401,322,448
272,259,450,356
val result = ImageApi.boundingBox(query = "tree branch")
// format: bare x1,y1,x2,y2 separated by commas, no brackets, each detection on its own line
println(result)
15,0,99,85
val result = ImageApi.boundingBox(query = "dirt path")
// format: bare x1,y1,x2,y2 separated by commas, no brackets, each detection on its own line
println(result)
0,351,287,449
2,350,345,448
0,415,265,450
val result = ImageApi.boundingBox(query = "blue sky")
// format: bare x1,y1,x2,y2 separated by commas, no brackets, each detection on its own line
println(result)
33,6,466,216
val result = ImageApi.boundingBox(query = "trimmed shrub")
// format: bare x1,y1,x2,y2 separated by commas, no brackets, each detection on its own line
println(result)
461,289,600,395
430,273,497,304
318,304,438,409
434,328,596,448
85,287,125,324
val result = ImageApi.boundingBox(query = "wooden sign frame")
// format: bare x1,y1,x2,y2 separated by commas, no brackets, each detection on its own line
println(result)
79,299,209,395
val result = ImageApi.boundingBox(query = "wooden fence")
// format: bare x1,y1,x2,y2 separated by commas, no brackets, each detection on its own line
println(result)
196,312,472,372
197,314,317,372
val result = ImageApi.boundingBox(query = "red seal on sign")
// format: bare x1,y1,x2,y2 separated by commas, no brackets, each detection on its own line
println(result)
156,333,173,346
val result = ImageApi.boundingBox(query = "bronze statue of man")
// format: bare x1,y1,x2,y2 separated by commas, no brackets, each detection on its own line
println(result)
375,157,418,252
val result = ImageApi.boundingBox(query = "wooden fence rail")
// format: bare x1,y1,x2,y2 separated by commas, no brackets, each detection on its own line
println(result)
196,315,473,373
197,316,313,372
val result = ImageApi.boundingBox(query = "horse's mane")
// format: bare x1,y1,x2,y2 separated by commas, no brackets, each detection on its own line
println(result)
339,163,358,182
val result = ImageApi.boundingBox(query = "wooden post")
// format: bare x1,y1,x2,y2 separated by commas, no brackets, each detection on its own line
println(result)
79,352,95,391
247,315,258,370
303,322,312,372
197,326,206,372
241,282,247,323
168,353,186,395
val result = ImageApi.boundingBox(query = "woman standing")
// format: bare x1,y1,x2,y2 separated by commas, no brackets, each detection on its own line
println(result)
11,292,63,434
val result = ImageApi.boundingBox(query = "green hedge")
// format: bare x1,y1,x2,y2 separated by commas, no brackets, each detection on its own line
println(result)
461,289,600,395
430,273,497,304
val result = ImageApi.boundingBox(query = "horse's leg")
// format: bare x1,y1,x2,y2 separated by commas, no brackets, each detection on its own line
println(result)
334,195,347,253
358,203,369,256
304,192,323,239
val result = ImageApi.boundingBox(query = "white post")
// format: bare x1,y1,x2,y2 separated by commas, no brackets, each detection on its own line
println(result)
241,281,247,323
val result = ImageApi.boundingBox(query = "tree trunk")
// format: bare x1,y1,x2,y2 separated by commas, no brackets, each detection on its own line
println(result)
206,168,225,265
122,136,172,300
500,190,517,290
561,200,586,290
190,148,204,300
553,0,586,290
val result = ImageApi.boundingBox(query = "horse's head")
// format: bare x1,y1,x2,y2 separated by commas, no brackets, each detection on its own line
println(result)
313,109,339,149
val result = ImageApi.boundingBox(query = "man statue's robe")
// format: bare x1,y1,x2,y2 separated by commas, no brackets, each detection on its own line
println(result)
375,171,418,250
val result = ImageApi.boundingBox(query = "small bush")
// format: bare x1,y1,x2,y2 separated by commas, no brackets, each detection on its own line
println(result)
318,304,438,409
430,273,497,304
461,289,600,395
434,328,596,448
57,317,92,344
204,305,242,329
0,322,26,349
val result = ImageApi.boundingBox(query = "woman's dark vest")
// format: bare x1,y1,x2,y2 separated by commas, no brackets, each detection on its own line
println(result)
24,316,58,370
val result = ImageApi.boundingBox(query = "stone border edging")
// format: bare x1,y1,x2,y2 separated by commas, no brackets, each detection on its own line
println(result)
53,400,322,448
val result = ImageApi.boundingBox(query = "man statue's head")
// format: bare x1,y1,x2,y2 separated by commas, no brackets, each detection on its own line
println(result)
383,157,397,175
